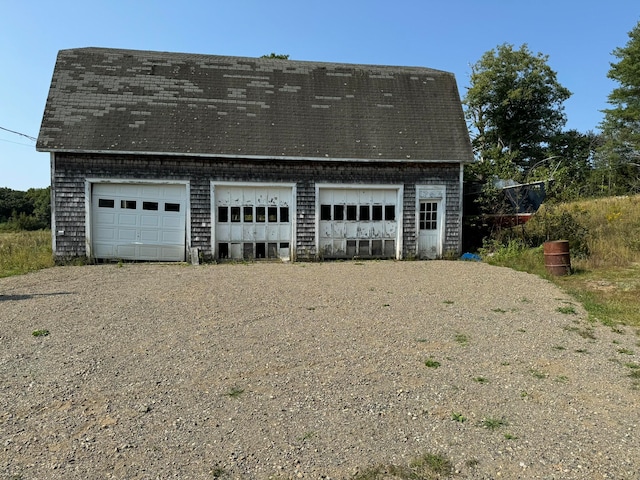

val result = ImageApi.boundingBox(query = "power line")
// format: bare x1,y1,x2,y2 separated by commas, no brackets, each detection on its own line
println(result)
0,126,36,142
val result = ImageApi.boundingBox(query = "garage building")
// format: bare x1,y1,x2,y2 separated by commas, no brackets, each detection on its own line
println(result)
37,48,473,262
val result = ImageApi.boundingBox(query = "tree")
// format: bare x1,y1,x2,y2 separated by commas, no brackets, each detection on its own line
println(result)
261,53,289,60
597,20,640,195
464,44,572,176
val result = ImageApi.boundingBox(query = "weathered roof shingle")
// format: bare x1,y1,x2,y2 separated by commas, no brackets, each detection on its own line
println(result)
37,47,473,163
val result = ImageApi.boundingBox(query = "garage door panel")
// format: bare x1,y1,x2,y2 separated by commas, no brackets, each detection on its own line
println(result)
140,230,160,242
117,229,137,242
94,227,115,241
141,215,159,227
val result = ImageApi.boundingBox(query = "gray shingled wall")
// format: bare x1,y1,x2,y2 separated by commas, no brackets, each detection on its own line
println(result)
52,153,461,261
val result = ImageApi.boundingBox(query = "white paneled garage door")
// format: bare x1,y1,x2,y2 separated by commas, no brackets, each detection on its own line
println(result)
318,187,400,259
214,185,293,260
91,183,187,261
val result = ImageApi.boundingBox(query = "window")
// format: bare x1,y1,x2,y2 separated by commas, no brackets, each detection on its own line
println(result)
320,204,332,221
244,206,253,222
218,243,229,259
372,205,383,221
419,202,438,230
359,205,370,221
334,205,344,221
280,207,289,223
346,205,357,220
268,207,278,222
231,207,241,222
385,205,395,221
218,206,229,222
98,198,114,208
143,201,158,211
121,200,136,209
256,206,266,222
165,203,180,212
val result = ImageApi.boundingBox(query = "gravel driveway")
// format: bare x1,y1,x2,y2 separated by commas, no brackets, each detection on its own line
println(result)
1,261,639,479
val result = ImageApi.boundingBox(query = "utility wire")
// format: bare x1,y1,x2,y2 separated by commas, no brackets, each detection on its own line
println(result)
0,126,36,142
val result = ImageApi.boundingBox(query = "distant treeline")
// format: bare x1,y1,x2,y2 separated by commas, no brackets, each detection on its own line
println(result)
0,187,51,231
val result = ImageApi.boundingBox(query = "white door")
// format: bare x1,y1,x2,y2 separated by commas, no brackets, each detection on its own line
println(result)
214,185,293,260
417,186,445,259
318,187,400,259
91,183,187,261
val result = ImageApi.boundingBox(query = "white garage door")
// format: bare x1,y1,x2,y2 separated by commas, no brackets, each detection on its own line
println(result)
91,183,187,261
318,187,400,259
214,185,293,260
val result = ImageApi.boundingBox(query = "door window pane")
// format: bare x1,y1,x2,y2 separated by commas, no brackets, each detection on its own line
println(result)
218,206,229,222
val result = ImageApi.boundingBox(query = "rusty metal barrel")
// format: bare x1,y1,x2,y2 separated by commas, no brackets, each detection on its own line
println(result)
543,240,571,276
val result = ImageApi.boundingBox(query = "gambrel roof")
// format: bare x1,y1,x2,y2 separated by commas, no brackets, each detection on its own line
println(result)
37,47,473,163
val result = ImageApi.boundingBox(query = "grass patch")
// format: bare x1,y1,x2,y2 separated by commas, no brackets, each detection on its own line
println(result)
32,329,50,337
352,452,453,480
0,230,54,278
557,305,577,315
451,412,466,423
454,333,469,346
481,417,507,430
424,358,441,369
224,387,244,398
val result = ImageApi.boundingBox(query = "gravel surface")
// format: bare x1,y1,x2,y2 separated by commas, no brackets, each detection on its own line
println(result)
1,261,639,479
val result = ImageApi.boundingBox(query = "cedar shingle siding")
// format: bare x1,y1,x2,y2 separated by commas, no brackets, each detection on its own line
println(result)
37,48,473,262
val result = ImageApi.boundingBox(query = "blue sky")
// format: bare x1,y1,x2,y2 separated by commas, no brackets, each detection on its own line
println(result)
1,0,638,190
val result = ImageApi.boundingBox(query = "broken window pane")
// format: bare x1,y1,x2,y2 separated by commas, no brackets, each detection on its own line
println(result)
218,243,229,259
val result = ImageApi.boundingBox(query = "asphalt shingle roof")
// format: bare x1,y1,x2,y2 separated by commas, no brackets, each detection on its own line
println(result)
37,47,473,163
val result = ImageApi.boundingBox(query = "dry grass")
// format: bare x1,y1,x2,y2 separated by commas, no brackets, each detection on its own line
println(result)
0,230,54,278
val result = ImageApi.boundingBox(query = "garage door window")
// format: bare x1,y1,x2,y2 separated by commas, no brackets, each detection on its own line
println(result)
98,198,114,208
165,203,180,212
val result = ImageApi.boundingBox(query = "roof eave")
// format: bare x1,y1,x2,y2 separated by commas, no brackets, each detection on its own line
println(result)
37,147,472,164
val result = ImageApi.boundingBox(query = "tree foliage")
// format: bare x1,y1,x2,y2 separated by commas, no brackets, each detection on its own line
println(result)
0,187,50,231
597,20,640,194
261,53,290,60
464,43,571,174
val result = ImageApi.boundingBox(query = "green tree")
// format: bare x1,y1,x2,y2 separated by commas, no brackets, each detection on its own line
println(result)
543,130,602,201
464,44,572,175
261,53,290,60
597,20,640,195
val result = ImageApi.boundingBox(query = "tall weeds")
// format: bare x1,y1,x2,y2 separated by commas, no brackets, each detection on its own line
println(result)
0,230,54,278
